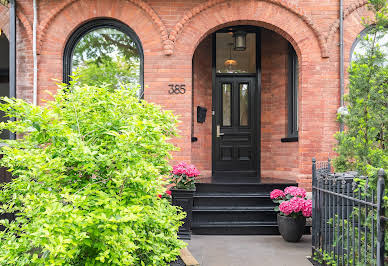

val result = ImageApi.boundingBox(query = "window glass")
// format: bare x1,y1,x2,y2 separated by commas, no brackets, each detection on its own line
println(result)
351,29,388,65
72,27,140,89
222,83,232,126
216,32,256,73
239,83,249,126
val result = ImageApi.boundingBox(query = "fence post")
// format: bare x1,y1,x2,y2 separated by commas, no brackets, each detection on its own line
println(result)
312,158,317,253
377,168,385,266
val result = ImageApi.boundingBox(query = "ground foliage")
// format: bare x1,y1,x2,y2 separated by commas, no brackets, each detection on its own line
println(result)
333,0,388,186
0,79,185,265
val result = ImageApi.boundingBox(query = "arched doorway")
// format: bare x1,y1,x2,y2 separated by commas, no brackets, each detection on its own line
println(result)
192,25,299,183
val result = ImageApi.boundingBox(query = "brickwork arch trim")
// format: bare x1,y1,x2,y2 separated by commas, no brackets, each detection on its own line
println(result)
168,0,328,58
326,0,370,48
37,0,168,54
0,4,32,45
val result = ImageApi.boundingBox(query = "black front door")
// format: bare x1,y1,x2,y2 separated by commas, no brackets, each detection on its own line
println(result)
213,76,258,178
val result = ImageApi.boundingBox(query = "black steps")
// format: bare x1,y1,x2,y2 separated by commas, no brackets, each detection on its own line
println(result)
192,182,298,235
192,221,280,235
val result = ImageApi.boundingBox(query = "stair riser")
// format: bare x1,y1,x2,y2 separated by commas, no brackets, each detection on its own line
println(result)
192,226,280,235
193,211,276,223
193,197,274,207
192,226,311,235
195,184,294,194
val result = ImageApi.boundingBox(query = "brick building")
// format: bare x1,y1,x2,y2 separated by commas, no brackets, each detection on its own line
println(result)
0,0,377,192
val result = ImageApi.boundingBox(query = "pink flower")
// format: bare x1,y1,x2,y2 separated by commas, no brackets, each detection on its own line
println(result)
284,186,306,198
302,199,312,217
172,162,200,177
165,190,171,196
288,196,305,213
279,197,309,216
279,200,293,216
270,189,285,200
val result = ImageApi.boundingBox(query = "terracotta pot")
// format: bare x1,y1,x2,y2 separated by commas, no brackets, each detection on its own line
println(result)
277,214,306,242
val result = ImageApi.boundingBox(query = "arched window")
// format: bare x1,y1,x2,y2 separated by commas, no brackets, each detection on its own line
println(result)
63,18,144,96
350,26,388,63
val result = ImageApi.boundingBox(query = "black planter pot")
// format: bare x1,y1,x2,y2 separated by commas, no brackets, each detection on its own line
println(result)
277,214,306,242
171,188,196,240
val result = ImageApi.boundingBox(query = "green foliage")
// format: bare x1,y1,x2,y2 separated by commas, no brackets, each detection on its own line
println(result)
72,28,139,70
72,27,141,90
0,80,185,265
333,0,388,184
74,58,140,90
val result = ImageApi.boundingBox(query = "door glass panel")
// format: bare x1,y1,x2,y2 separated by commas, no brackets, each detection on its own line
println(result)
216,32,256,73
240,83,249,126
222,83,231,126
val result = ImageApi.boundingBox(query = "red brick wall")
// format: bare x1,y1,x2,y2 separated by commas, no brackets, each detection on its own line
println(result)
192,35,212,178
261,29,299,180
0,0,377,190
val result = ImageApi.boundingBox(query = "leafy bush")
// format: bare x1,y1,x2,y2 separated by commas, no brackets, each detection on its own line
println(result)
333,0,388,185
0,80,185,265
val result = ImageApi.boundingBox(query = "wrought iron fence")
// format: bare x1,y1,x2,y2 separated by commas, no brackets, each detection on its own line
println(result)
312,158,387,266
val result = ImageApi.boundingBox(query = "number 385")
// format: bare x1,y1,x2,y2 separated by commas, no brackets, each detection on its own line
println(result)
168,84,186,94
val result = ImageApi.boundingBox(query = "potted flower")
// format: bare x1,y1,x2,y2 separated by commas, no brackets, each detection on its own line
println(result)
170,162,200,240
270,186,312,242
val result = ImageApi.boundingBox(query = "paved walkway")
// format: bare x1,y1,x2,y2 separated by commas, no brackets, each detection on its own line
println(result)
186,235,312,266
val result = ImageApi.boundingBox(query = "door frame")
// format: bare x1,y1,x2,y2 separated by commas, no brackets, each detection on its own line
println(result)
211,26,262,179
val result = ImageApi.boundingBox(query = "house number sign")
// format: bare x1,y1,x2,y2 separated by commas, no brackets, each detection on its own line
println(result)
168,84,186,94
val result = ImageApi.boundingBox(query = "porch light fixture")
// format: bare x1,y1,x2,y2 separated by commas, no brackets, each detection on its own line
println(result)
224,43,237,72
233,30,247,51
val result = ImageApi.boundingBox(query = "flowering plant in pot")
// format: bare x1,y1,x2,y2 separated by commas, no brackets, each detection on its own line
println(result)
270,186,312,242
170,162,200,190
169,162,200,239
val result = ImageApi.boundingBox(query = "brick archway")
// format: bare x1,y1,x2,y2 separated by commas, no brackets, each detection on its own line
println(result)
172,0,326,59
37,0,168,55
38,0,163,104
173,0,333,189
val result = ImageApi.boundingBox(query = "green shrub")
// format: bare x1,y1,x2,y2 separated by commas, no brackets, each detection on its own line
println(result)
0,80,185,265
333,0,388,185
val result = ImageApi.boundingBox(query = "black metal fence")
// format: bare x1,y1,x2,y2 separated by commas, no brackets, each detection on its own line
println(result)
312,158,387,266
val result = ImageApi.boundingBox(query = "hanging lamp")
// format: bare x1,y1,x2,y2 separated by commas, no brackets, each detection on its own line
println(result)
233,30,247,51
224,43,237,72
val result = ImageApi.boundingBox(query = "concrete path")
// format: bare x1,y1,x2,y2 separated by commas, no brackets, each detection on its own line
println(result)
186,235,312,266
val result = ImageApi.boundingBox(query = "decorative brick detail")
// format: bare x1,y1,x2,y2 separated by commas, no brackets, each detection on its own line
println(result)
37,0,168,55
326,0,370,48
0,4,32,45
169,0,328,58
